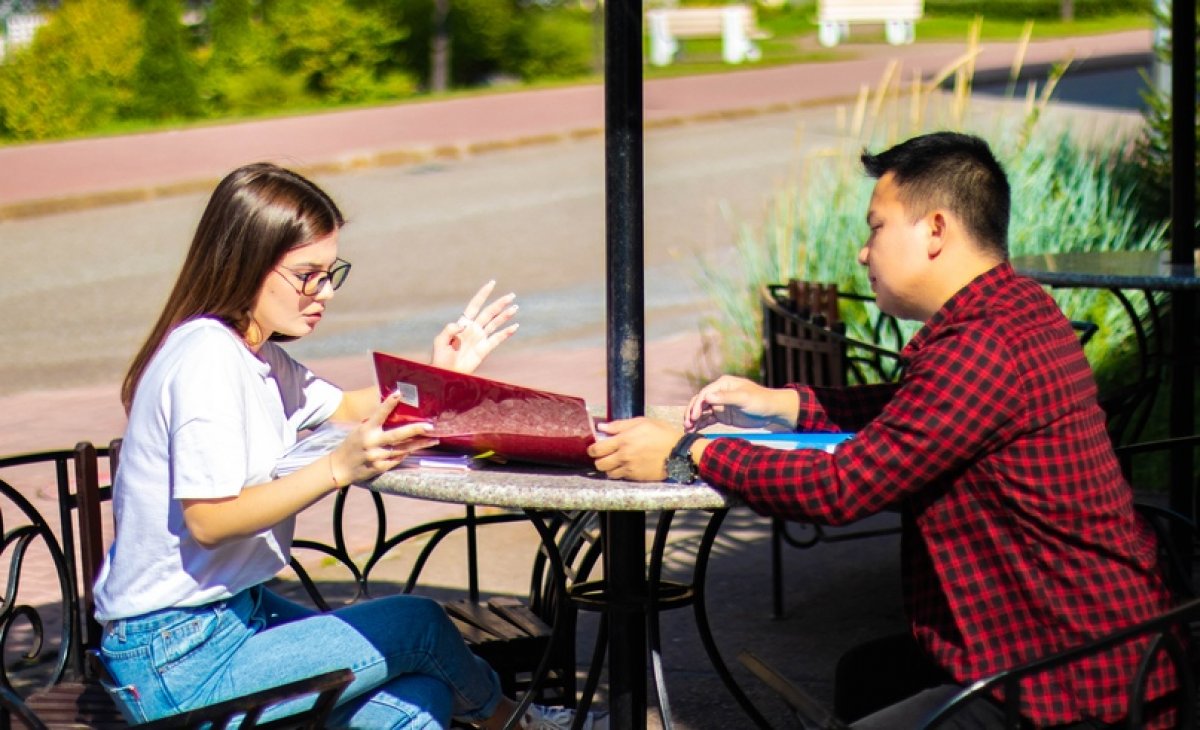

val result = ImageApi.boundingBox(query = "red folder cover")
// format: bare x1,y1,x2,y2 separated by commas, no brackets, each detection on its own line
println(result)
373,352,596,468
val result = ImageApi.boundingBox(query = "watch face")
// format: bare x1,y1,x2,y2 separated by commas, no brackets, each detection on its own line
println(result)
666,455,696,484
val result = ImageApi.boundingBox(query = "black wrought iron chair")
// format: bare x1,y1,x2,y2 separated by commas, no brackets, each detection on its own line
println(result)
759,281,905,618
0,442,354,730
288,497,603,707
1065,289,1167,448
737,434,1200,730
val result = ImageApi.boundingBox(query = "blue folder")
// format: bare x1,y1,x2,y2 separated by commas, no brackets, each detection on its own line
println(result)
707,432,853,453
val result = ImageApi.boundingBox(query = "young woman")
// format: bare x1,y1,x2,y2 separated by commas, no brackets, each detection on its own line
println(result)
92,163,603,730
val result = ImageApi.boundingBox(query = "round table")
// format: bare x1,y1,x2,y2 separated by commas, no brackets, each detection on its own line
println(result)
368,465,769,729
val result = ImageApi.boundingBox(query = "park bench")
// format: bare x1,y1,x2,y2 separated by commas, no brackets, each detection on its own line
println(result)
816,0,923,47
646,5,765,66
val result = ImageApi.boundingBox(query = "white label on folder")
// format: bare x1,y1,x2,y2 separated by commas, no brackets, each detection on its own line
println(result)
394,381,419,408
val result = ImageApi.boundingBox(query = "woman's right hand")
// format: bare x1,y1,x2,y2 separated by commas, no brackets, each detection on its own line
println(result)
328,392,441,487
684,375,800,432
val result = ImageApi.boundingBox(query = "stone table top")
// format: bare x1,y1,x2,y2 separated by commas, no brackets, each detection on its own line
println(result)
368,463,735,511
1011,250,1200,291
366,405,739,511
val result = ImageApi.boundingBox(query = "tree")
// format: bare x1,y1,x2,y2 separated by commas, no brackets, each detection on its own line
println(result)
430,0,450,92
133,0,202,119
208,0,253,66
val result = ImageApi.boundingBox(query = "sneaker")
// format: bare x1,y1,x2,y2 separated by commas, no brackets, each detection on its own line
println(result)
520,704,609,730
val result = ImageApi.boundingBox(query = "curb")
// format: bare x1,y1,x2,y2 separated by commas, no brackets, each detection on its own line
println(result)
0,87,896,222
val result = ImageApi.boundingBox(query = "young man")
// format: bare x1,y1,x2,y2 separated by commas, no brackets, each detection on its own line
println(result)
588,132,1176,728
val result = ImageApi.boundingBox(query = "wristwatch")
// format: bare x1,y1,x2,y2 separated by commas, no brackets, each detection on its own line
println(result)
664,432,705,484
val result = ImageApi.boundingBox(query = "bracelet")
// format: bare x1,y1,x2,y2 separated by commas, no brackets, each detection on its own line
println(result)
327,455,344,489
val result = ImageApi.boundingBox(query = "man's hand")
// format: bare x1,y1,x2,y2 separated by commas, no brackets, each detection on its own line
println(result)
589,417,685,482
431,280,520,373
684,375,800,431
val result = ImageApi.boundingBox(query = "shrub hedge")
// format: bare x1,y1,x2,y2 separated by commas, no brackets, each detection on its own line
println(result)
925,0,1153,19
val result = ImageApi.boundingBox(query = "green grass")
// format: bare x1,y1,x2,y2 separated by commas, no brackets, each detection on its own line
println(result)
644,39,847,79
640,9,1153,76
0,8,1154,145
916,13,1154,41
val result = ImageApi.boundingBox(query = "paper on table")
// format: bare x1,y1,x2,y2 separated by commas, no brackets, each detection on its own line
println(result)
274,422,479,479
274,422,352,478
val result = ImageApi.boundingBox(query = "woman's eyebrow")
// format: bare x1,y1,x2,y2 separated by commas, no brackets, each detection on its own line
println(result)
282,258,335,270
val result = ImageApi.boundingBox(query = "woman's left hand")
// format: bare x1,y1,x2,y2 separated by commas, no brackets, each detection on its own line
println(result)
431,280,520,373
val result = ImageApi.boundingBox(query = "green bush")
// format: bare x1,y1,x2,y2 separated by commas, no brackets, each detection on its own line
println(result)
925,0,1152,20
0,0,142,140
691,63,1164,383
510,9,595,82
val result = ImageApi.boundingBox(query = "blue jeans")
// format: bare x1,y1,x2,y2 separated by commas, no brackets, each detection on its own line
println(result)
98,585,503,729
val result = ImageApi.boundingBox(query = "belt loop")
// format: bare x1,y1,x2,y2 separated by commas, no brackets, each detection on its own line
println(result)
116,620,126,642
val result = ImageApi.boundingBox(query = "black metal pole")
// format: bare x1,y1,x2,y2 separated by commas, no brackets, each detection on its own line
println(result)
604,0,647,727
1168,0,1197,525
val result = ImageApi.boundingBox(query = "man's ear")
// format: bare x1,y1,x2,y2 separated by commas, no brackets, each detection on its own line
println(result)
925,211,948,258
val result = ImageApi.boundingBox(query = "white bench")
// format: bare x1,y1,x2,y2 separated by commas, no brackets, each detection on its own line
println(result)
646,5,764,67
817,0,923,47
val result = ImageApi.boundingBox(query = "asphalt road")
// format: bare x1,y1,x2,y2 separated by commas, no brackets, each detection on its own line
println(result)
0,108,843,396
0,77,1144,400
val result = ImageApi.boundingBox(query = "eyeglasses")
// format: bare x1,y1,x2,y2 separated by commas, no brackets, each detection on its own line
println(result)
273,258,352,296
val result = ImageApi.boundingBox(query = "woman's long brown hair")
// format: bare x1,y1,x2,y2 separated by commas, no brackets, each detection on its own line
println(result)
121,163,344,413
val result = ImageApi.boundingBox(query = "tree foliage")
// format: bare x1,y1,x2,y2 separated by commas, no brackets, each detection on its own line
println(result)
0,0,141,140
1122,5,1200,233
269,0,413,103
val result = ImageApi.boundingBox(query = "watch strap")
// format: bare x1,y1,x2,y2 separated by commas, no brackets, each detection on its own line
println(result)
671,432,705,463
665,432,705,483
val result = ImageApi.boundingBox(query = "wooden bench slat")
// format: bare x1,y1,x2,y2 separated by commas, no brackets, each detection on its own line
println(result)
487,597,552,639
444,599,528,641
26,681,128,728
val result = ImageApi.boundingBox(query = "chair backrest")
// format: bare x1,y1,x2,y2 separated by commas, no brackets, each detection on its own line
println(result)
761,282,903,389
527,511,603,621
1113,433,1200,598
921,597,1200,729
762,283,847,389
0,442,110,696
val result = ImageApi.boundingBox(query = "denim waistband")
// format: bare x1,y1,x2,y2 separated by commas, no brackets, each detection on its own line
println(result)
104,587,255,639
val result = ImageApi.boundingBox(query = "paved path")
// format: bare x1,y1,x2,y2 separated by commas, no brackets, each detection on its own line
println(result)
0,31,1151,220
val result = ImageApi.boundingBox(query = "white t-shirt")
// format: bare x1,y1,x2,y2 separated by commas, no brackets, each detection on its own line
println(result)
93,317,342,621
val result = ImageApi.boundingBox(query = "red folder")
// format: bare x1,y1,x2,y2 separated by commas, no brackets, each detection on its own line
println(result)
373,352,596,468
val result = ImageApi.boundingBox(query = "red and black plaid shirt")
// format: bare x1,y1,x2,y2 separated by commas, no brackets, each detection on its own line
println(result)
700,263,1175,726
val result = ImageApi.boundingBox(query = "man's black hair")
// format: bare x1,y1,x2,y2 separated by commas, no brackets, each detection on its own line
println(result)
861,132,1010,259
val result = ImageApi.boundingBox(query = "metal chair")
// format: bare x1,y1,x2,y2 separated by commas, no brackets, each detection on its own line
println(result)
741,563,1200,730
288,499,603,707
0,442,354,730
759,281,904,618
737,439,1200,730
